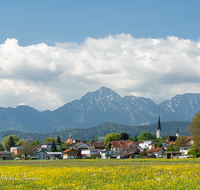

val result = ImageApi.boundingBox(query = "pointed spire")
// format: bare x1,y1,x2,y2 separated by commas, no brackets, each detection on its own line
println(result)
176,128,179,137
157,115,161,131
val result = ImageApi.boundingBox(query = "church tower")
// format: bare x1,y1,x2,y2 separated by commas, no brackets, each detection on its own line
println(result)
176,128,179,137
156,115,162,139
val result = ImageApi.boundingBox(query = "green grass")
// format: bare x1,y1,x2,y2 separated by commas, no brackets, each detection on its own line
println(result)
1,158,200,167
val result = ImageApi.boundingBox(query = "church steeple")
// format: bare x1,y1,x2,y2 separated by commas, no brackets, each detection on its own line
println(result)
157,115,161,131
176,128,179,137
156,115,162,138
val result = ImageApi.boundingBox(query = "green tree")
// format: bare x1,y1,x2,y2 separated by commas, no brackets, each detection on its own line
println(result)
0,144,4,151
166,144,177,152
175,135,188,150
60,142,70,149
104,132,122,149
138,132,156,141
189,111,200,150
7,136,16,151
156,141,163,148
50,140,57,152
128,136,133,141
133,135,138,142
2,135,19,151
43,137,55,144
56,136,61,144
188,146,200,157
30,140,41,148
92,136,99,142
21,141,33,159
16,139,25,146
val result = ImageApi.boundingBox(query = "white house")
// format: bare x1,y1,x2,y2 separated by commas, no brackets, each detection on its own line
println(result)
71,142,90,149
145,147,165,158
46,152,62,160
36,149,47,160
180,145,191,155
138,141,154,150
81,148,103,157
101,150,116,159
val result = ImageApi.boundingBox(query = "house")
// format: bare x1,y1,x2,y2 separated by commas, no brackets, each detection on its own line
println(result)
0,152,12,160
10,144,22,155
36,149,47,160
145,147,165,158
63,149,79,159
187,137,193,145
71,142,90,149
65,135,87,145
92,142,106,149
109,141,133,154
101,150,116,159
117,143,141,159
166,136,177,143
46,152,63,160
148,141,169,149
180,145,191,155
81,147,103,157
41,142,61,152
32,144,42,155
138,141,154,150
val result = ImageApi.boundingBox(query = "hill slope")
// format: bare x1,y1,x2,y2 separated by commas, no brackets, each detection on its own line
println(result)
0,121,190,143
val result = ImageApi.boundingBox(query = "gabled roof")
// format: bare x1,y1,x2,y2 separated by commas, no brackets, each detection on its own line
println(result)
118,143,140,158
62,149,78,153
146,147,163,153
110,141,133,148
166,136,177,143
92,142,106,148
37,149,47,154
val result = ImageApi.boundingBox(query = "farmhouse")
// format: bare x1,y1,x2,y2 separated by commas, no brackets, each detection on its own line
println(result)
145,147,165,158
101,150,116,159
36,149,47,160
109,141,133,154
118,143,141,159
63,149,79,159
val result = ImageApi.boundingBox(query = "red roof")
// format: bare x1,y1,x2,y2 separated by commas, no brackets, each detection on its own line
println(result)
146,147,163,153
110,141,133,148
169,142,176,145
62,149,74,153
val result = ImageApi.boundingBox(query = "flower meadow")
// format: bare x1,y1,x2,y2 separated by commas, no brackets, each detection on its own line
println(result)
0,159,200,189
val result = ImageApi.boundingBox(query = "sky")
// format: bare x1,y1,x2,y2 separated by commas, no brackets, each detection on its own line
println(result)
0,0,200,111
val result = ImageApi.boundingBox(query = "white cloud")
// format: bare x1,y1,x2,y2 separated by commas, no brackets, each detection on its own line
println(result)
0,34,200,111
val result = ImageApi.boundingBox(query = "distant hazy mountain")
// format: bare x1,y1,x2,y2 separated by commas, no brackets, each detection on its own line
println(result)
0,106,65,133
0,87,199,133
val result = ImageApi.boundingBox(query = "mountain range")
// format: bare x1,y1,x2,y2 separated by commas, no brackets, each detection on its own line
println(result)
0,86,199,133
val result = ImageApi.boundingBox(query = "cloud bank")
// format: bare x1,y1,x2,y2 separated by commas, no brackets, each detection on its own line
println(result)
0,34,200,111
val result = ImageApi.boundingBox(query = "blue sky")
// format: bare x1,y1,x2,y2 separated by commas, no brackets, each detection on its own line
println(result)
0,1,200,111
1,1,200,46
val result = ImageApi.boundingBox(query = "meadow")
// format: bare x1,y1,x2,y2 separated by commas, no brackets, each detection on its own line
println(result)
0,158,200,189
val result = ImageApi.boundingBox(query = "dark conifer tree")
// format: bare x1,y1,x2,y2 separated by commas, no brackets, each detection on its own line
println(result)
57,136,61,144
133,135,138,142
7,136,15,151
50,140,57,152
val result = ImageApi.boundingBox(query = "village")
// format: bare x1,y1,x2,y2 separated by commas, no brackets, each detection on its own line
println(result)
0,116,194,160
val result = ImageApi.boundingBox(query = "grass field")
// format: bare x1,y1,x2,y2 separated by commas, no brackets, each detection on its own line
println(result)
0,158,200,189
